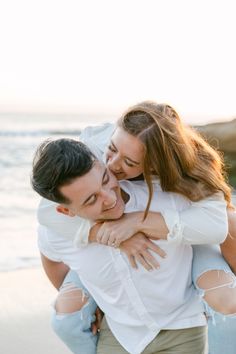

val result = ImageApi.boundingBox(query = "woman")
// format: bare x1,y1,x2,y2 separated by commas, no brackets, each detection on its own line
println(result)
38,101,236,353
95,101,236,353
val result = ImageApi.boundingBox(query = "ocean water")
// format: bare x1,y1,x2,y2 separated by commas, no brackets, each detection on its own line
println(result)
0,113,112,271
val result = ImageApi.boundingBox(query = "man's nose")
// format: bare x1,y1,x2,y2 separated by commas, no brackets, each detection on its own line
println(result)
101,189,116,207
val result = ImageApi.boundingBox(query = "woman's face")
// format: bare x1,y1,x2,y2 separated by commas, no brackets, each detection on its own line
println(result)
106,127,145,180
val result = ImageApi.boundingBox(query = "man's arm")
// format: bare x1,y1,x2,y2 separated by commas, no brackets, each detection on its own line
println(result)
40,253,70,290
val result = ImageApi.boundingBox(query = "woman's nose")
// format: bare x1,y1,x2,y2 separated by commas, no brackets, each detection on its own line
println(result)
107,155,121,172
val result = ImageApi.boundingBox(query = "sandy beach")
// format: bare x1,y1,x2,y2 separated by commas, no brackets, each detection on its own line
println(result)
0,267,71,354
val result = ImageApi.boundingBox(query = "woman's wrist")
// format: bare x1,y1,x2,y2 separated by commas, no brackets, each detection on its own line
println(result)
88,223,102,243
137,212,169,239
133,211,146,234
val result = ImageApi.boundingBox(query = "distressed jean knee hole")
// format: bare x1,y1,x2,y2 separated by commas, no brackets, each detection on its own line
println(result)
55,282,89,315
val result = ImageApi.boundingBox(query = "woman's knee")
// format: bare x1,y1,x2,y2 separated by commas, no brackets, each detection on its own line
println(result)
55,282,89,314
52,281,95,336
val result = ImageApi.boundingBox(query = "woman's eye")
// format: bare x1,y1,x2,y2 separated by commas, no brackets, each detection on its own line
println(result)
108,145,116,153
125,160,135,167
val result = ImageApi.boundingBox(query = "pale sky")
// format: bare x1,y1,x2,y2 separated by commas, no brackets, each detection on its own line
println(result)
0,0,236,123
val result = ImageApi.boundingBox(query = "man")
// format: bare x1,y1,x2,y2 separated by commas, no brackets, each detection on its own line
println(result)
32,138,227,354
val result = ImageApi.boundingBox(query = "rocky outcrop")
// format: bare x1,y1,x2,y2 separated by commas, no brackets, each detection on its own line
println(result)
196,118,236,187
197,118,236,152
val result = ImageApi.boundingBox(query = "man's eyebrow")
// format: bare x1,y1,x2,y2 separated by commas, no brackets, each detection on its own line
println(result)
82,168,107,205
111,140,140,165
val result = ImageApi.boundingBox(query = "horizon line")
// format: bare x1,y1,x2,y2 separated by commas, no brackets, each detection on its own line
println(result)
0,110,235,126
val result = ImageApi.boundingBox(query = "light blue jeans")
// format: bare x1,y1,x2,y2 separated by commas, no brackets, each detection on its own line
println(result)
51,270,98,354
51,246,236,354
192,245,236,354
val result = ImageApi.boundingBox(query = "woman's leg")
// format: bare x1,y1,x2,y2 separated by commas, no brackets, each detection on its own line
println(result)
51,269,98,354
208,313,236,354
192,244,236,354
221,209,236,274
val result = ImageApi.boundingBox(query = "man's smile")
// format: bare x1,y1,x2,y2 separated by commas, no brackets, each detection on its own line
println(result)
103,199,117,211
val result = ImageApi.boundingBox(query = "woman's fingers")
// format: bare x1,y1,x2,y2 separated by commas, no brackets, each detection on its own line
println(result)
141,250,160,269
128,255,138,269
147,240,167,258
134,254,153,271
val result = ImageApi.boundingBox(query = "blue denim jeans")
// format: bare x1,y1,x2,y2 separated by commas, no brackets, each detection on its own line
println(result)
51,270,98,354
192,245,236,354
51,246,236,354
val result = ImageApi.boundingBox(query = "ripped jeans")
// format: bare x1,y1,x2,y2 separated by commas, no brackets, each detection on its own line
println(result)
51,270,98,354
192,245,236,354
51,245,236,354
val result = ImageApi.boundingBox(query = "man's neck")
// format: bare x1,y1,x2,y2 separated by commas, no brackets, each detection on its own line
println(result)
121,188,130,205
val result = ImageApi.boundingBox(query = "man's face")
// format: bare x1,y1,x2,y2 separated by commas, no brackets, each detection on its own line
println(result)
57,160,125,221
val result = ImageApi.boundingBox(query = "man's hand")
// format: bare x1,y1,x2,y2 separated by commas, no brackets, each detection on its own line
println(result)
91,307,104,335
120,233,166,271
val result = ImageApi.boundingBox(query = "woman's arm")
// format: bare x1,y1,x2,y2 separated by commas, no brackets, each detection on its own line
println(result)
96,193,228,247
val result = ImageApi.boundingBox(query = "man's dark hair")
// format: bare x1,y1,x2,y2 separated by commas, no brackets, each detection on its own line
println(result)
31,138,96,203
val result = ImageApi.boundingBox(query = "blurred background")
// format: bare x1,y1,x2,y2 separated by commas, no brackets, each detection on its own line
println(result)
0,0,235,280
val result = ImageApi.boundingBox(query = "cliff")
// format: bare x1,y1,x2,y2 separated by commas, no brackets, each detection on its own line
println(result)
196,118,236,187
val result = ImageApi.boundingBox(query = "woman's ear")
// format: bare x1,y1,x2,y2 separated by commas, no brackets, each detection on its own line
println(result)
56,205,76,217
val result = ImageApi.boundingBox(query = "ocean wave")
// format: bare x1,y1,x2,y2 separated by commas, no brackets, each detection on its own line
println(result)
0,129,82,137
0,256,41,272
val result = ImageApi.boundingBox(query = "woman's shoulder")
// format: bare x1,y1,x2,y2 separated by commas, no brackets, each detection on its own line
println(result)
80,122,115,144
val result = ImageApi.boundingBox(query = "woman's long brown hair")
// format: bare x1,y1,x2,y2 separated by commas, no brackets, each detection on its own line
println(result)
117,101,233,218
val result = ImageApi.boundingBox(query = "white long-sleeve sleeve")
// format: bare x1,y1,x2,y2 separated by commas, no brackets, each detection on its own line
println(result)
162,192,228,245
38,189,228,248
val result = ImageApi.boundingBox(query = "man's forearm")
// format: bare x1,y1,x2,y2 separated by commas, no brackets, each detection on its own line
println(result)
41,253,70,290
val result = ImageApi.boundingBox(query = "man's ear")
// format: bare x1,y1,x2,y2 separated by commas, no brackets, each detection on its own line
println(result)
56,205,76,217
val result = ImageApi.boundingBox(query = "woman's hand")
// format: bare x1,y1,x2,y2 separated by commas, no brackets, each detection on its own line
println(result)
120,233,166,271
96,212,143,247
